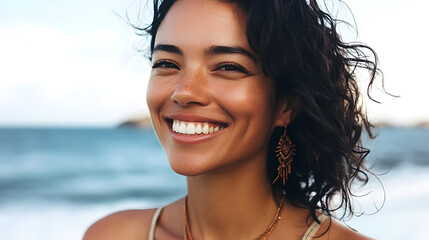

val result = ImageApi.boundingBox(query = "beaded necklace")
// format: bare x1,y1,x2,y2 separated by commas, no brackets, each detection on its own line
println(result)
183,195,285,240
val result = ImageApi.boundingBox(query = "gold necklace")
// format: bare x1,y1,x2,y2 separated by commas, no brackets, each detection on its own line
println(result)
183,195,285,240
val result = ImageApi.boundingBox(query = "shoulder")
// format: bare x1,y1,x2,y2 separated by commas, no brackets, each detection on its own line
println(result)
82,208,158,240
315,217,374,240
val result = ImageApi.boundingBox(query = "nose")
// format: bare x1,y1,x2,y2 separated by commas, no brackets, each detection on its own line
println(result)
171,70,210,107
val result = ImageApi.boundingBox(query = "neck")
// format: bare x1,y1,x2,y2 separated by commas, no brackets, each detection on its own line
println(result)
185,154,280,240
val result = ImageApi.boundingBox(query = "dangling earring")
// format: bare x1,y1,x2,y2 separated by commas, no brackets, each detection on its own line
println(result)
272,125,295,185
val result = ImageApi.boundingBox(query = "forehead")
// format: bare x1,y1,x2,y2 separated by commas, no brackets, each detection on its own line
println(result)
155,0,250,50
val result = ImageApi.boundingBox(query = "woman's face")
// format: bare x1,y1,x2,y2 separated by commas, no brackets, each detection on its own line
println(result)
147,0,286,176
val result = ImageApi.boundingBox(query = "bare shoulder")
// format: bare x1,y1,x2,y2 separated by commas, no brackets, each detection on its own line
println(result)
82,209,157,240
316,217,374,240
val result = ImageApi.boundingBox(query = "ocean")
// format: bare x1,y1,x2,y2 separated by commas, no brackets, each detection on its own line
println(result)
0,127,428,240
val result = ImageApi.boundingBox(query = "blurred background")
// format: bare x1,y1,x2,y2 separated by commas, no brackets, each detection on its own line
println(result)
0,0,428,239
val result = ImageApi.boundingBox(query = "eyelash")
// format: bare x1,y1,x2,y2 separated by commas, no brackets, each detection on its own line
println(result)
152,60,180,70
152,60,249,74
215,63,249,74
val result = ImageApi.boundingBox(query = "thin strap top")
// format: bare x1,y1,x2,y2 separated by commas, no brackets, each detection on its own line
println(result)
302,214,329,240
148,207,329,240
148,207,164,240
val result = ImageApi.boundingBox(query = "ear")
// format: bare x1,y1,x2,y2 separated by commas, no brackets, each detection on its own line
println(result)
273,95,299,128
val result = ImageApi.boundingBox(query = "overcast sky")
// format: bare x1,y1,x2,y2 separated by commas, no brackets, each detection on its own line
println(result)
0,0,428,126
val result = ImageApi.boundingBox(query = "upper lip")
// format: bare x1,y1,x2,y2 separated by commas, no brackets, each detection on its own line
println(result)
165,113,229,126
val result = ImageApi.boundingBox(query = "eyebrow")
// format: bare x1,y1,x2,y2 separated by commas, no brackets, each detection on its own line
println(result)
153,44,183,55
205,45,257,63
152,44,257,63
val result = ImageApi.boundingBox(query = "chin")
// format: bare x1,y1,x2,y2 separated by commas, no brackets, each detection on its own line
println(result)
167,156,203,176
166,153,220,177
169,162,207,177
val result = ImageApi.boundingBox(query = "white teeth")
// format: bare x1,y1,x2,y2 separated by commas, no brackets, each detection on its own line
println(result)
172,120,224,135
195,124,202,134
202,123,209,134
179,122,187,133
186,123,196,134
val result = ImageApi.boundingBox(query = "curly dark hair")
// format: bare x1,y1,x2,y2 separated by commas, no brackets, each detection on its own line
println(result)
137,0,382,225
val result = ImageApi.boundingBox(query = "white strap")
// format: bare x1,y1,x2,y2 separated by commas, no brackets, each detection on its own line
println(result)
302,214,329,240
148,207,164,240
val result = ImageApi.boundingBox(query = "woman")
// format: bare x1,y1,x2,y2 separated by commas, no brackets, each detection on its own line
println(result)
84,0,380,239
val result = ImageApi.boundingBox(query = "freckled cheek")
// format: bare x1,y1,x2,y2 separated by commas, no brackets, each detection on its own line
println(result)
146,78,173,135
146,77,171,113
215,83,275,124
146,78,174,145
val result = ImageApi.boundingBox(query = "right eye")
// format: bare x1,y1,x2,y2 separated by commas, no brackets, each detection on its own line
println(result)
151,60,180,70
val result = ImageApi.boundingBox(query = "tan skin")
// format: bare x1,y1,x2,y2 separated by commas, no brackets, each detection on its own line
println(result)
83,0,373,239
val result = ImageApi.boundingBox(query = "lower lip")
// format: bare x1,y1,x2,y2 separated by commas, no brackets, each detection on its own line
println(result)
168,123,225,144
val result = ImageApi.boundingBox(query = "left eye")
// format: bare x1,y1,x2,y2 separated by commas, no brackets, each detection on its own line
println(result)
215,63,249,74
152,60,180,70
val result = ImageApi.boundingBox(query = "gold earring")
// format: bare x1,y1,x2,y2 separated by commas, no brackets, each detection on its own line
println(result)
272,125,295,185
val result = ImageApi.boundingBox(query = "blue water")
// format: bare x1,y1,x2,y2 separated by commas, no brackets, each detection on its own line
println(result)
0,127,428,240
0,128,186,206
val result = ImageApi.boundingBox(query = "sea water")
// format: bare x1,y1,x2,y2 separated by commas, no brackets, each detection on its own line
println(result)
0,127,428,240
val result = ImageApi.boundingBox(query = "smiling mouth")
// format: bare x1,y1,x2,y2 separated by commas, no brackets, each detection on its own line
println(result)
167,119,226,135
